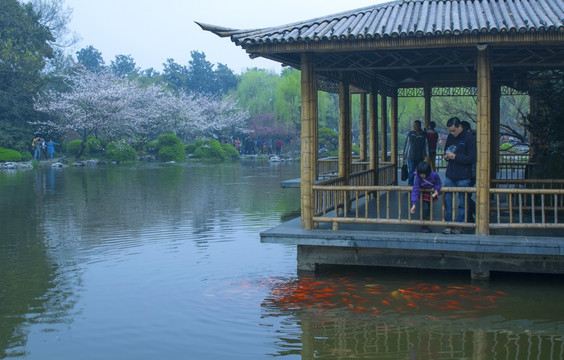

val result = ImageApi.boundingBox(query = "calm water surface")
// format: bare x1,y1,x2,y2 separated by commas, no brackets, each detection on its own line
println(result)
0,161,563,359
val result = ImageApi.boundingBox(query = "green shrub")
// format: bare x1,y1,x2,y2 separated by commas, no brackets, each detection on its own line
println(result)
66,139,85,156
86,136,104,154
157,133,182,147
194,139,225,161
106,141,137,162
0,147,22,162
144,140,159,155
221,143,240,160
155,133,185,162
185,143,197,154
158,142,185,162
20,150,33,161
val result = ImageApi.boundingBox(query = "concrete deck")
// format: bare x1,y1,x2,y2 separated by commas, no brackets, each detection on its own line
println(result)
260,215,564,279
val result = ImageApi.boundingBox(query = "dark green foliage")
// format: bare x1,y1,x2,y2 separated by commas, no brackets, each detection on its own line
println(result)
158,143,185,162
185,143,197,154
157,133,185,162
157,133,182,147
76,45,105,72
0,120,34,155
66,139,84,156
0,147,22,162
193,139,226,161
319,127,338,150
20,150,32,161
86,136,104,155
214,63,239,95
0,0,54,147
186,50,216,95
144,140,159,155
106,141,137,162
525,71,564,178
221,143,240,160
110,54,138,78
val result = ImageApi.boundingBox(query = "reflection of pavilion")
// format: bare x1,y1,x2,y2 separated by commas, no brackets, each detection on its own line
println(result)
200,0,564,279
261,274,564,359
297,317,564,359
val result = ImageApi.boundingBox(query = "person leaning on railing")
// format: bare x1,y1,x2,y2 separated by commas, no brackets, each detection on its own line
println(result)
442,117,476,235
410,161,442,233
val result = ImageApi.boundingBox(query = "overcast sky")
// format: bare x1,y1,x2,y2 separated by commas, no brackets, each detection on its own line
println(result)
63,0,388,74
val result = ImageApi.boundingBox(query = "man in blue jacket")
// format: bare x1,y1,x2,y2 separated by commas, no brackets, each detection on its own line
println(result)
442,117,476,234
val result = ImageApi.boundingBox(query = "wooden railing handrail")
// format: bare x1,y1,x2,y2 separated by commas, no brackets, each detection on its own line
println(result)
490,188,564,195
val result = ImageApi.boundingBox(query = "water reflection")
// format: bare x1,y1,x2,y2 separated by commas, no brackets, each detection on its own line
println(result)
0,162,302,359
260,268,564,359
1,163,563,359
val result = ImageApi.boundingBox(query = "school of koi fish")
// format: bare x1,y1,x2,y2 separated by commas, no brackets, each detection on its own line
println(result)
263,274,508,316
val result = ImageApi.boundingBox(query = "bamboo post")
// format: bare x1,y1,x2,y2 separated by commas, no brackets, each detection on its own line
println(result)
491,84,501,179
300,53,317,230
476,45,491,235
360,93,367,162
338,76,351,213
380,95,388,163
424,83,431,129
390,92,398,185
369,91,379,177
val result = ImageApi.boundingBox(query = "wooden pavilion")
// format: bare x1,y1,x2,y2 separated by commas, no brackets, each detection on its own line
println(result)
199,0,564,279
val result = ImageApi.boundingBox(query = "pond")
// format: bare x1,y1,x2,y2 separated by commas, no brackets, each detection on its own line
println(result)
0,161,563,359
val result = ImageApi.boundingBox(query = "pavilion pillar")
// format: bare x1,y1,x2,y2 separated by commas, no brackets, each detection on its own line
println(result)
380,95,388,163
369,91,379,175
490,84,501,179
300,53,317,230
424,83,432,129
390,92,399,184
338,77,352,212
360,93,368,161
476,45,491,235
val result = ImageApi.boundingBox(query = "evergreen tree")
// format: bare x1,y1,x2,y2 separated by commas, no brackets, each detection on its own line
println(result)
214,63,239,95
162,58,188,94
0,0,54,151
76,45,105,72
110,54,139,78
186,50,216,95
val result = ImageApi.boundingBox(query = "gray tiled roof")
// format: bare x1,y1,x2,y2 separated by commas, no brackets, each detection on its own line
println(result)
203,0,564,47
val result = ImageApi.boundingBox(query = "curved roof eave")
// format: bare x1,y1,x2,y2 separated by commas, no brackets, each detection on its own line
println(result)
198,0,564,51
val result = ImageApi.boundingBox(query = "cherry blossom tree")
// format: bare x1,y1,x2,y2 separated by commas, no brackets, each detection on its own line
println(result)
183,93,249,141
33,70,178,152
33,69,248,155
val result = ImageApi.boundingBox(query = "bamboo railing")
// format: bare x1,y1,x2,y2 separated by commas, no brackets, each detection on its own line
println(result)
317,157,369,178
490,179,564,228
312,177,564,231
313,184,476,231
312,151,563,232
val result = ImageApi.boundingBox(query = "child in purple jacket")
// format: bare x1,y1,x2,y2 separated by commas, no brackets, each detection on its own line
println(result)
410,161,442,233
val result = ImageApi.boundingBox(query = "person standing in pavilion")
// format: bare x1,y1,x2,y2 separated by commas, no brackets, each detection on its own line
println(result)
403,120,429,186
442,117,476,234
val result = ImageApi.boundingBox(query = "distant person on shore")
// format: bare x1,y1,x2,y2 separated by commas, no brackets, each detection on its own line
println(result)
47,139,59,159
40,139,48,160
32,136,41,162
276,138,282,155
410,161,442,233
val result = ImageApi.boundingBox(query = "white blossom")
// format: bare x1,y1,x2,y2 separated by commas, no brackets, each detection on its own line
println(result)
33,69,248,143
